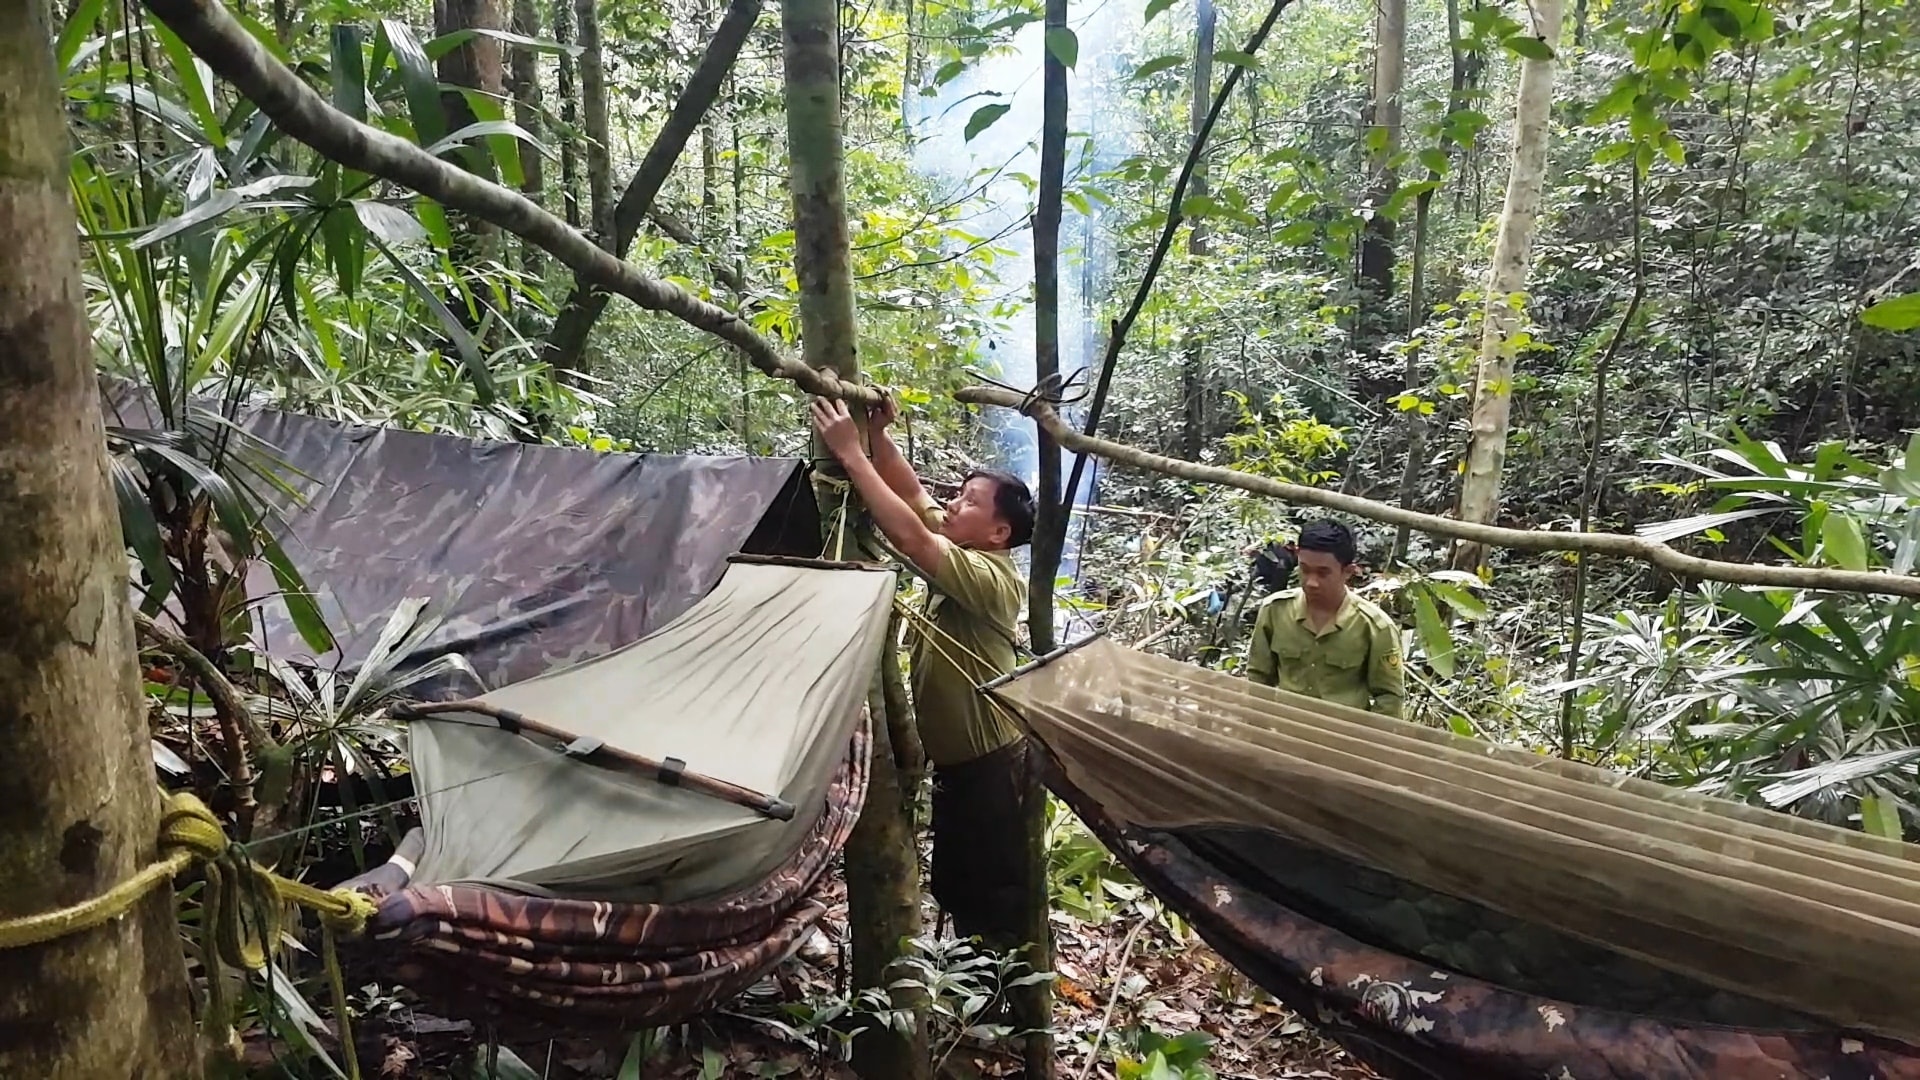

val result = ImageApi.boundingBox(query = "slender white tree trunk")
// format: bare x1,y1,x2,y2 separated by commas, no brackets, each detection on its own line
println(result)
1454,0,1564,571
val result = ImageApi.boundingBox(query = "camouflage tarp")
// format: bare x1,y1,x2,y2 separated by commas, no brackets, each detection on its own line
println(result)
987,637,1920,1080
101,379,821,692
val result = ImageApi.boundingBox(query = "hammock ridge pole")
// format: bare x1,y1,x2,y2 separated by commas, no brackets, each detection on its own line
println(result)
391,700,797,820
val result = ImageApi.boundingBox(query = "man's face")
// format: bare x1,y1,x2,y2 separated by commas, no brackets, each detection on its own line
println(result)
1295,546,1352,608
942,477,1012,550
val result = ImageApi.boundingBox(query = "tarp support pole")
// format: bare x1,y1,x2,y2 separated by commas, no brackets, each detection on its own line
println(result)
978,630,1109,693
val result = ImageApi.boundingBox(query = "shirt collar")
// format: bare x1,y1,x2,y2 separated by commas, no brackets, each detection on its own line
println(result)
1290,591,1356,632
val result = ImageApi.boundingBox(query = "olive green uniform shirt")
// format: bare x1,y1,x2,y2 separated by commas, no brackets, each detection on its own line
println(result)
1246,589,1405,717
906,497,1026,767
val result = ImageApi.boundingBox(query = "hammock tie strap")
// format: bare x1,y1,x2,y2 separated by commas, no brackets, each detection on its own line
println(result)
0,790,376,1080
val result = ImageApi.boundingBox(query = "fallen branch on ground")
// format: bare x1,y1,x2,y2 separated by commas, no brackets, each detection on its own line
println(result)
143,0,878,406
954,386,1920,600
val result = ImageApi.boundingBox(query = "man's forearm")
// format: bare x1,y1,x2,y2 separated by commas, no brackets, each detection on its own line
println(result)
839,453,945,572
869,427,930,507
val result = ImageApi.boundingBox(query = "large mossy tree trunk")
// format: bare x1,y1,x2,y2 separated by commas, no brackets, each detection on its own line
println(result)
780,0,929,1076
0,6,202,1076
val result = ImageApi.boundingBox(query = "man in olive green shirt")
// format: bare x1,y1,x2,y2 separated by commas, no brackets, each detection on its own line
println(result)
1246,519,1405,717
810,395,1039,951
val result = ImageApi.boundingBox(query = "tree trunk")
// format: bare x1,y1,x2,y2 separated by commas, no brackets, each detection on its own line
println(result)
1179,0,1215,461
1357,0,1405,320
575,0,614,244
434,0,506,265
540,0,762,380
1453,0,1562,572
508,0,546,278
553,0,581,228
1391,0,1467,564
1016,0,1070,1074
780,0,928,1074
0,5,202,1074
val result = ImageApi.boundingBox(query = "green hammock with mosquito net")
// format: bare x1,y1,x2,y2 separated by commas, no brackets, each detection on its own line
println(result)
982,634,1920,1080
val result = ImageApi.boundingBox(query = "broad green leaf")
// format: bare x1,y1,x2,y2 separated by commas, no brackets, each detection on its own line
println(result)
933,58,967,85
1504,35,1555,60
321,202,368,298
964,103,1010,141
379,19,447,147
1822,511,1870,572
425,119,554,171
1144,0,1177,23
1213,49,1261,69
1132,54,1185,79
261,532,337,655
415,199,455,250
332,23,368,122
56,0,106,72
1427,580,1488,620
111,455,175,603
1045,27,1079,69
456,89,519,186
352,199,430,247
150,19,225,149
1417,147,1451,175
1861,795,1904,840
1412,589,1456,679
1861,292,1920,332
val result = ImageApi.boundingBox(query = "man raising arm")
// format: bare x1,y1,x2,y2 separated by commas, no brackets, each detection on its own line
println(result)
809,395,1043,957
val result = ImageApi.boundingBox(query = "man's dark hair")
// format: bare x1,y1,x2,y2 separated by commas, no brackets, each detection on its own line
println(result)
965,468,1036,548
1296,518,1357,566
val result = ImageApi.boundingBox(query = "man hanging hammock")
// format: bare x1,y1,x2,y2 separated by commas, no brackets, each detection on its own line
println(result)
809,395,1041,953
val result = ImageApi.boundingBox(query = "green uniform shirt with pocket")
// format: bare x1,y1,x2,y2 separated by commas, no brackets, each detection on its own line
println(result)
1245,589,1405,718
905,498,1027,767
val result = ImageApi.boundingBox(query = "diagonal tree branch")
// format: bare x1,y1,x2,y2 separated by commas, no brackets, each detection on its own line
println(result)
142,0,877,404
542,0,764,374
1059,0,1297,514
956,385,1920,600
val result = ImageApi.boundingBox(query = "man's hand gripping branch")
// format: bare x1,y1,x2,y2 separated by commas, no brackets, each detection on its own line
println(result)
810,395,948,576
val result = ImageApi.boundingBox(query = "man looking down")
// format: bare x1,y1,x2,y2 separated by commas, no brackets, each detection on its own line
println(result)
1245,518,1406,717
809,395,1039,953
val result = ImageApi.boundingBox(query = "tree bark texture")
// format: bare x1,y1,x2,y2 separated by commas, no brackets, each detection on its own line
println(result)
781,0,859,378
508,0,546,277
0,5,202,1074
1179,0,1214,461
541,0,763,377
142,0,876,405
1454,0,1563,571
1016,0,1070,1073
780,0,926,1074
1358,0,1405,309
434,0,506,263
574,0,614,244
1391,0,1467,563
553,0,581,228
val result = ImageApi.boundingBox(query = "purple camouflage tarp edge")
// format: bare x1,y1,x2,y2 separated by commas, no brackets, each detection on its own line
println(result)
101,378,822,694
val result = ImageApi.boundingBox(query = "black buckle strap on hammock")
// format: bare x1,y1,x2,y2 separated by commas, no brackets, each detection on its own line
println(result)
390,700,797,821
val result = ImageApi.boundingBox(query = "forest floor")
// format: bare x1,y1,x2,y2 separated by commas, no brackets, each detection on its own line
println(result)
319,870,1379,1080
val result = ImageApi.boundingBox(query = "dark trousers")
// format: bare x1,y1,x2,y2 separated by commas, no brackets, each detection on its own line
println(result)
929,738,1044,954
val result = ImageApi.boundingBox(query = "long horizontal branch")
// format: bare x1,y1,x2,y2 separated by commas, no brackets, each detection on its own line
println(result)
143,0,878,405
955,386,1920,600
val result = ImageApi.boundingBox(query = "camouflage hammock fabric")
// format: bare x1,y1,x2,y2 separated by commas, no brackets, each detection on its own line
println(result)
327,558,897,1029
985,637,1920,1080
339,716,870,1032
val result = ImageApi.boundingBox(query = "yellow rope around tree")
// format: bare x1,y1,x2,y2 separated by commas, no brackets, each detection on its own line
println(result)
0,790,376,1080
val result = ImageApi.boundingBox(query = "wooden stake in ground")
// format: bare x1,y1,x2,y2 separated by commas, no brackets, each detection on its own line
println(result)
779,0,931,1074
0,2,201,1074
